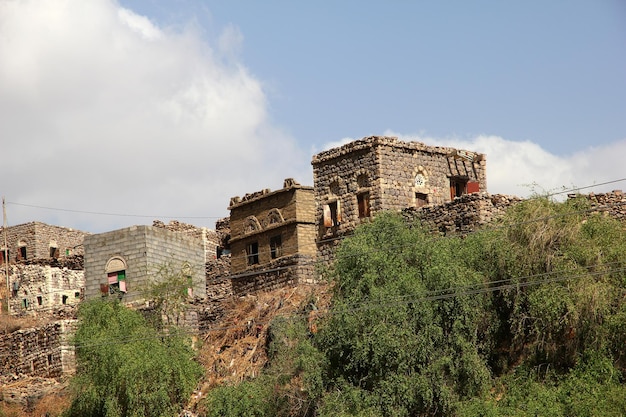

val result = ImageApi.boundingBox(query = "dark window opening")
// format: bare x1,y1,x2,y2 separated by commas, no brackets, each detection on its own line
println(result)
357,192,371,218
19,246,27,260
50,247,59,259
323,200,341,227
270,235,282,259
22,299,28,309
37,296,43,305
247,242,259,265
450,178,468,199
75,292,81,298
416,193,428,207
62,295,68,305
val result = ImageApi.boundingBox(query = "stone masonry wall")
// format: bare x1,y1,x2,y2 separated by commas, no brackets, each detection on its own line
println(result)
152,219,220,264
568,190,626,221
0,222,88,263
0,320,76,378
3,264,84,315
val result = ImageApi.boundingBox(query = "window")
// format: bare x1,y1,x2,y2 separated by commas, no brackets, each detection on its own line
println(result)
450,178,468,199
415,193,428,207
19,246,27,260
37,296,43,306
270,235,282,259
50,246,60,259
62,295,68,305
357,192,370,218
247,241,259,265
323,200,341,227
0,249,9,265
108,270,127,294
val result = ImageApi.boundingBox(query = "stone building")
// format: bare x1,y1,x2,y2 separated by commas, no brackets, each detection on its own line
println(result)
0,222,87,265
83,225,205,305
0,222,88,314
311,136,487,261
227,178,316,293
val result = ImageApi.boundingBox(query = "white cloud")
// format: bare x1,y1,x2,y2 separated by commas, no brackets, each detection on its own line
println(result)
0,0,309,232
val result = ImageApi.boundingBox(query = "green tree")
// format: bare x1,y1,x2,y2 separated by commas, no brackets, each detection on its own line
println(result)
65,299,202,417
316,213,491,416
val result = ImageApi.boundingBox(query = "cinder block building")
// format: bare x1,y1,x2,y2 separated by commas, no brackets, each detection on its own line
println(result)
227,178,316,293
83,225,205,305
311,136,487,261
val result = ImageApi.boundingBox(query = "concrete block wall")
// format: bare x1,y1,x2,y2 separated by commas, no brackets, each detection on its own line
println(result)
83,225,205,304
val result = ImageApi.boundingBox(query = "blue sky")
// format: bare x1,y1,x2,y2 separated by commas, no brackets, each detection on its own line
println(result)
125,0,626,154
1,0,624,232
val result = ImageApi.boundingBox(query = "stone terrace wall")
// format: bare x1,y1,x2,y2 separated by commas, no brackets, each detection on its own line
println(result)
230,254,315,296
402,193,523,235
0,320,76,379
568,190,626,221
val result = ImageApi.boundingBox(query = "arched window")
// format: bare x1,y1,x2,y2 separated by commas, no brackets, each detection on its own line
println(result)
244,216,262,234
267,208,284,225
104,257,127,295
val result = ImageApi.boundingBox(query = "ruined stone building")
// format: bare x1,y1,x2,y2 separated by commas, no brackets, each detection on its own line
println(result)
311,136,487,261
83,225,206,305
226,178,317,294
0,222,88,315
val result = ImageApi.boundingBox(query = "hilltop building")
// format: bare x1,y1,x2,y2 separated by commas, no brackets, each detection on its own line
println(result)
0,222,88,314
226,178,317,293
83,225,206,305
311,136,487,261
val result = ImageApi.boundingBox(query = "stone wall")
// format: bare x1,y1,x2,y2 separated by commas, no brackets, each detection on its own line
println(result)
0,222,88,263
3,264,84,315
230,254,315,295
402,193,523,235
0,320,76,378
568,190,625,221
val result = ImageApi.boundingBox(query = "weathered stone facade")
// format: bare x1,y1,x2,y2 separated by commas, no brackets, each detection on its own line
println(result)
4,264,84,315
226,179,317,293
0,222,88,264
312,136,487,261
83,225,205,304
0,320,76,378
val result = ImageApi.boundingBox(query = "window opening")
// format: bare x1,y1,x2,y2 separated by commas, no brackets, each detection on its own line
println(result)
22,298,29,309
415,193,428,207
107,270,127,295
62,295,68,305
450,178,468,199
19,246,27,260
0,249,7,264
75,292,81,298
37,296,43,305
270,235,282,259
323,200,341,227
357,192,370,218
247,242,259,265
50,246,59,258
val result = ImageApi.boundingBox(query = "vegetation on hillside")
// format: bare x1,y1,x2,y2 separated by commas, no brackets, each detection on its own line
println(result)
204,196,626,416
64,299,202,417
